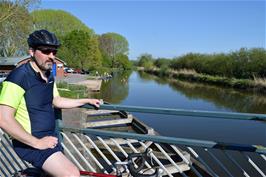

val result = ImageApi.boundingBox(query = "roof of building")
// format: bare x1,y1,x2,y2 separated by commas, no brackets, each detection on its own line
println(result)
0,56,30,66
0,56,67,66
55,57,67,65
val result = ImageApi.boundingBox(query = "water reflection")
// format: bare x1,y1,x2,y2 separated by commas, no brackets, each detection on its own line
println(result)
90,71,265,145
138,71,266,114
92,70,132,103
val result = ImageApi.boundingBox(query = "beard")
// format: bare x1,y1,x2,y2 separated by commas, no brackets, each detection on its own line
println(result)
32,56,54,71
45,62,53,70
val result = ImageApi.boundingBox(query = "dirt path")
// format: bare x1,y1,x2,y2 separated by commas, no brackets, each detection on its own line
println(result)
56,74,102,91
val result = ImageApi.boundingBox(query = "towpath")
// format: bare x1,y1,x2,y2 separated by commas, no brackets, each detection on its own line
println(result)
56,74,103,126
56,74,102,91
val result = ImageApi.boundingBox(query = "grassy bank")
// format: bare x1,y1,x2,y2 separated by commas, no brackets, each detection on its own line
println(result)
57,81,89,98
140,68,266,93
135,48,266,80
0,81,90,98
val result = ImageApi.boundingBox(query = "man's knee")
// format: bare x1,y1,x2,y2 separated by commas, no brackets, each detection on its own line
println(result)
42,151,80,177
48,165,80,177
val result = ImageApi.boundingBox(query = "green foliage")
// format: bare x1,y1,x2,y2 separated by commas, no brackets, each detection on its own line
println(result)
154,58,171,68
31,9,93,38
0,6,131,72
201,54,234,77
157,65,170,77
57,82,88,98
98,32,129,68
93,67,111,75
0,0,36,57
169,48,266,79
31,9,104,71
248,48,266,77
137,54,154,69
101,53,112,67
170,53,206,72
57,30,102,70
230,48,266,79
115,54,132,70
131,60,139,67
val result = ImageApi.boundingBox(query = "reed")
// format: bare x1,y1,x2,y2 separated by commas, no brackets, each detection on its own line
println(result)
142,67,266,93
253,75,266,87
172,69,197,75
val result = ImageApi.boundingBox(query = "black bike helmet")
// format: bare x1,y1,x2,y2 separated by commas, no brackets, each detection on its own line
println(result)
27,29,60,48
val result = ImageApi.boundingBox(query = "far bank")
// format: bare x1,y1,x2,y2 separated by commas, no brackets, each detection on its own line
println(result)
138,67,266,94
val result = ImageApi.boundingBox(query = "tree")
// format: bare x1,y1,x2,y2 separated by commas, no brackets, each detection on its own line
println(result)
0,0,37,57
154,58,171,68
137,54,154,69
31,9,93,38
57,30,102,70
115,54,132,70
31,10,103,70
98,32,129,67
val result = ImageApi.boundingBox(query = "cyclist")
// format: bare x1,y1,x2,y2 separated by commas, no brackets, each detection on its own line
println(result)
0,29,101,177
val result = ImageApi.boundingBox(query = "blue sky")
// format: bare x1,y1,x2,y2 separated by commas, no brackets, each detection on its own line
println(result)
40,0,265,59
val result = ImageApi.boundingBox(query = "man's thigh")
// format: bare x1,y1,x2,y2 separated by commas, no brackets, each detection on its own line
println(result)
42,151,80,177
13,139,63,168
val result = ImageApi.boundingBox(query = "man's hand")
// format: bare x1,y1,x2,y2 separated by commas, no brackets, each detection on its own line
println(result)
35,136,58,150
88,99,101,108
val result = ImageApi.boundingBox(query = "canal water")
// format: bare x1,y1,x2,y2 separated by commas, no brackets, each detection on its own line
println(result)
91,71,266,146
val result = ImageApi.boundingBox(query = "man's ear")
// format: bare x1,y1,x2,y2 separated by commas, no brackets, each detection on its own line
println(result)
28,48,34,57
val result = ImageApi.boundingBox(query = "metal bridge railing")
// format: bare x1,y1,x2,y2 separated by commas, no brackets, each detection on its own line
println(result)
81,103,266,121
0,104,266,177
0,129,31,177
1,126,265,177
59,126,266,177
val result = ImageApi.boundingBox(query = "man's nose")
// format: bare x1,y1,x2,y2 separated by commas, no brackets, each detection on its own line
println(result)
48,53,55,61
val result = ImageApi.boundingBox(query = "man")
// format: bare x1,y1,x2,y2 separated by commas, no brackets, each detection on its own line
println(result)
0,29,100,177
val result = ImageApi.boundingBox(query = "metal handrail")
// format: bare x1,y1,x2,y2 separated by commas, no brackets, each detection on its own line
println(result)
59,125,266,176
1,104,266,177
81,104,266,121
59,126,266,154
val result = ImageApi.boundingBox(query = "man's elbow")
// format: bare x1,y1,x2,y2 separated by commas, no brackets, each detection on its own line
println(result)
0,116,8,131
0,105,15,130
0,107,3,128
0,117,3,129
0,113,8,130
53,96,62,108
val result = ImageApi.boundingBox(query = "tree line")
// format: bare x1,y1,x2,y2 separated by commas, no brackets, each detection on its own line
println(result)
0,0,132,73
136,48,266,79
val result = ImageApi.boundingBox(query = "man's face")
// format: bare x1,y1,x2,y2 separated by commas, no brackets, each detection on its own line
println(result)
30,46,57,71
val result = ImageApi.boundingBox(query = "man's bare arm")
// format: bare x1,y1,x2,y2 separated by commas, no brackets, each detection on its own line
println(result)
0,105,58,149
53,96,100,109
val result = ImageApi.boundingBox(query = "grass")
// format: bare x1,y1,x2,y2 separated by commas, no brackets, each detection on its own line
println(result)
172,69,197,75
57,81,89,98
0,82,88,99
141,67,266,93
253,76,266,87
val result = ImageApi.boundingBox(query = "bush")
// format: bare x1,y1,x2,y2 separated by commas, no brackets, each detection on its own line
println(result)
167,48,266,79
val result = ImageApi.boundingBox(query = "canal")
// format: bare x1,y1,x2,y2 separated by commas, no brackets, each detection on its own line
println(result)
91,71,266,146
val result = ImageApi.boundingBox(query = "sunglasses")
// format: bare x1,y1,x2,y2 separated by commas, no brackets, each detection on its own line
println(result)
36,48,57,55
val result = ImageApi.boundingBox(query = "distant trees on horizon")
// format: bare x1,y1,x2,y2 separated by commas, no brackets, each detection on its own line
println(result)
136,48,266,79
1,0,265,77
0,1,131,73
